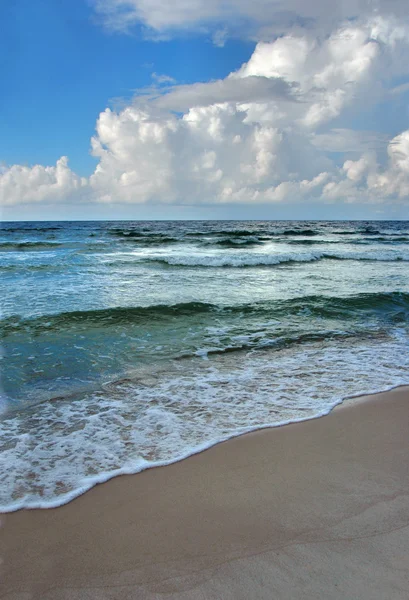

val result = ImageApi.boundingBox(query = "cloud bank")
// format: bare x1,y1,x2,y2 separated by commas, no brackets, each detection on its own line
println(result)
92,0,409,39
0,158,87,207
2,2,409,213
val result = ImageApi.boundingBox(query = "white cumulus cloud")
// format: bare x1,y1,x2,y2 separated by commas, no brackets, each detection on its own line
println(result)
2,7,409,212
83,15,409,207
0,157,87,207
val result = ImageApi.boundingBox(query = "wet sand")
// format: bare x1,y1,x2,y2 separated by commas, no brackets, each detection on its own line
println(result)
1,386,409,599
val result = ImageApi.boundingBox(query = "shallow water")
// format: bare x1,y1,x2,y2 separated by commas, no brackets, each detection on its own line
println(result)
1,220,408,510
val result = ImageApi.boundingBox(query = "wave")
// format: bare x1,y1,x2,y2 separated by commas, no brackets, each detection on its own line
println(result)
282,229,318,236
107,228,177,237
190,228,316,237
186,229,263,237
0,264,64,273
0,241,63,251
96,233,409,250
105,226,409,244
145,250,409,267
181,329,366,359
204,237,264,248
187,228,320,238
287,236,409,246
133,236,181,245
332,230,387,236
1,302,218,334
146,254,318,267
360,236,409,243
107,229,184,245
108,229,146,238
286,239,338,245
0,226,62,233
2,292,407,336
359,227,381,235
78,237,183,253
332,230,407,237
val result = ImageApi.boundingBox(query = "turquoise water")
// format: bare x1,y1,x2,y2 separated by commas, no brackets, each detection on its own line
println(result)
1,220,408,510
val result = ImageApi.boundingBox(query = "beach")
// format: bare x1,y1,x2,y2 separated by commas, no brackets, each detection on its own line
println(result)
2,0,409,592
1,385,409,599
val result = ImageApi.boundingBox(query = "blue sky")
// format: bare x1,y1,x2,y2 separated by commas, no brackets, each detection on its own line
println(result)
1,0,253,177
1,0,409,220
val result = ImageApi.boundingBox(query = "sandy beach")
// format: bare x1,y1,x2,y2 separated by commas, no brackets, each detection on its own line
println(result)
1,385,409,599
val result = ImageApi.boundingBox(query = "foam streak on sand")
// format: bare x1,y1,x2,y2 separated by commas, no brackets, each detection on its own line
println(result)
1,386,409,600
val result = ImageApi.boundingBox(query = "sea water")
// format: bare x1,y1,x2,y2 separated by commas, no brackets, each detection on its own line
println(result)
1,220,408,510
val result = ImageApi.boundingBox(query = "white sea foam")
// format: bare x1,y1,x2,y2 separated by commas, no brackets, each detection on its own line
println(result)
1,333,408,512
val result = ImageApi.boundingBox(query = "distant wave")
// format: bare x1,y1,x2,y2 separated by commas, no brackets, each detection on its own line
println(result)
286,239,338,245
288,236,409,245
358,227,381,235
107,229,184,244
360,236,409,243
282,228,318,236
100,232,409,250
0,226,62,233
133,236,182,245
187,228,319,238
203,237,264,248
145,254,316,267
2,235,407,255
107,229,146,238
2,292,407,335
0,241,63,251
330,227,382,235
186,229,264,237
88,225,409,244
145,251,409,267
0,264,64,273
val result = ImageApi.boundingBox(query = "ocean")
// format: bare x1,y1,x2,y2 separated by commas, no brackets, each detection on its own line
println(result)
1,220,408,511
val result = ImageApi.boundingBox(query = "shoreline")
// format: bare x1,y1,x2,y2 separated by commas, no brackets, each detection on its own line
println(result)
1,382,408,514
1,384,409,599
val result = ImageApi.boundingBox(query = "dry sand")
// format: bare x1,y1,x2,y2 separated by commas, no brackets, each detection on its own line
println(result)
1,386,409,599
